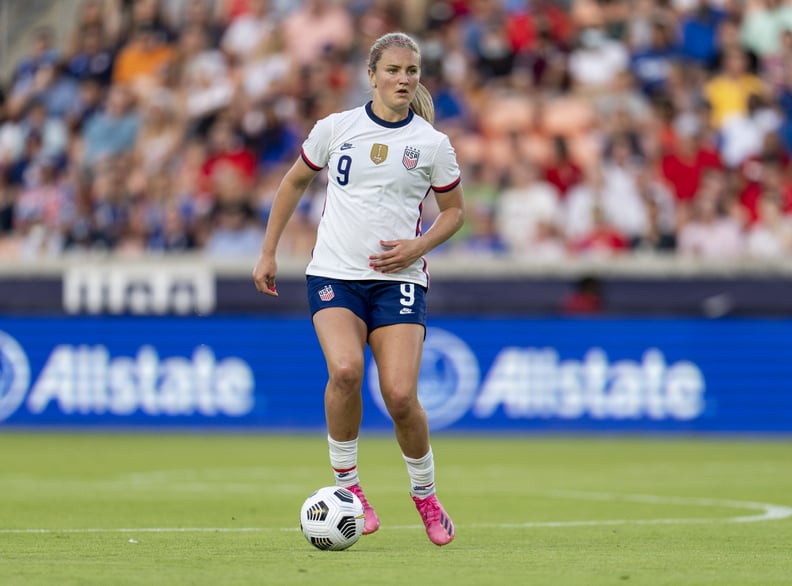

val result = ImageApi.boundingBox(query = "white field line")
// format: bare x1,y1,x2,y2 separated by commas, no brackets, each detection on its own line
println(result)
1,491,789,535
543,489,792,524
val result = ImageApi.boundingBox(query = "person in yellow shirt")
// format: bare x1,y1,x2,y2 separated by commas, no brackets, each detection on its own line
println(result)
704,47,767,128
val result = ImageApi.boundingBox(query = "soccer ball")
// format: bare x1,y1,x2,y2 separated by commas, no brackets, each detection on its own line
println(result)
299,486,365,551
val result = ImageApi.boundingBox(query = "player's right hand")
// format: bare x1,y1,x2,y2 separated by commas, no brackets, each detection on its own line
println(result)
252,254,278,297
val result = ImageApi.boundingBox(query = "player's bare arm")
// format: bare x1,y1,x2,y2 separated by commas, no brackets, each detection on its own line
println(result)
252,159,318,295
370,185,464,274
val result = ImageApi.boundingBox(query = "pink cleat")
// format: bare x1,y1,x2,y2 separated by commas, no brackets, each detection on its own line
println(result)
412,494,455,546
347,484,380,535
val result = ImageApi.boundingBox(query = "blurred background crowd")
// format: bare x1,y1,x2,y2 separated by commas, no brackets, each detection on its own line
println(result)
2,0,792,261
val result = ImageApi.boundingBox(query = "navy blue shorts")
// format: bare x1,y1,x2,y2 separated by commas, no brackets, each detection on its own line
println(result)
306,276,427,333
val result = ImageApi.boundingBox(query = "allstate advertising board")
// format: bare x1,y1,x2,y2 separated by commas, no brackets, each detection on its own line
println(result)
0,316,790,432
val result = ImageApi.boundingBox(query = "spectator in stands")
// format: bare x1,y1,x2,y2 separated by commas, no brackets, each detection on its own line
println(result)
592,71,653,140
719,93,782,168
18,98,69,166
704,47,768,129
220,0,275,63
119,0,171,43
601,0,632,40
150,198,197,252
114,200,151,257
66,0,123,56
660,112,722,207
112,164,181,255
239,28,291,103
458,0,506,60
764,25,792,96
569,204,630,258
6,131,43,188
420,72,467,132
242,100,301,172
505,0,574,53
599,132,649,241
8,26,61,113
164,0,226,47
28,60,81,121
677,0,728,68
112,22,175,94
740,0,792,61
541,135,582,197
82,155,132,249
712,13,756,74
567,24,629,91
65,24,115,87
450,161,499,245
174,25,236,129
629,20,679,98
630,186,678,253
626,0,677,52
133,88,185,174
204,200,264,257
736,144,792,223
199,116,257,197
207,151,254,206
564,165,607,243
455,201,508,256
13,157,74,256
531,220,568,261
65,78,105,136
427,17,476,116
280,0,355,67
470,16,518,81
677,169,745,259
80,84,140,168
521,15,572,92
746,188,792,257
495,160,562,255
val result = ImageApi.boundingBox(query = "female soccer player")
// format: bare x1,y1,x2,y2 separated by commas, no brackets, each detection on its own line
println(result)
252,32,464,546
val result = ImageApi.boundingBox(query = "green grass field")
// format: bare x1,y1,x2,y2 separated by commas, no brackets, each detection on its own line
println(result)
0,433,790,586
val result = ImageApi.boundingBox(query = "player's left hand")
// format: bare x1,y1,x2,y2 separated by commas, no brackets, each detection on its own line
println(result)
369,239,424,273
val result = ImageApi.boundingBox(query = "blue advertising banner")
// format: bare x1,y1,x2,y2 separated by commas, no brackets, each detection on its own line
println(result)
0,316,790,432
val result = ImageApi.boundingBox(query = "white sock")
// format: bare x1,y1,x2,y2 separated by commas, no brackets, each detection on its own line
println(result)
328,435,360,488
403,448,435,498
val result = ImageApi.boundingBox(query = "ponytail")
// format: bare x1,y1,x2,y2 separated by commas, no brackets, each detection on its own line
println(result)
411,83,435,125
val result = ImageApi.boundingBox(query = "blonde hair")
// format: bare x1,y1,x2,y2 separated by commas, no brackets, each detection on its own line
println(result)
368,32,434,124
411,82,435,124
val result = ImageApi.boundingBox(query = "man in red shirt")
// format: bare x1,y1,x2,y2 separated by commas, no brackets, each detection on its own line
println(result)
660,115,721,204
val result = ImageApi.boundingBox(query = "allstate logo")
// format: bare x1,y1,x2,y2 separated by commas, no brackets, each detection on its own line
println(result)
368,328,480,429
0,331,31,422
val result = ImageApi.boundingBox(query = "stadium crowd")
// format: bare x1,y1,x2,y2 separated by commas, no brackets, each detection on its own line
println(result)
2,0,792,261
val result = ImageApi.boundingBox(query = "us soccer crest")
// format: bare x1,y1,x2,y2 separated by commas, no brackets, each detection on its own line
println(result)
318,285,335,301
370,144,388,165
402,146,420,170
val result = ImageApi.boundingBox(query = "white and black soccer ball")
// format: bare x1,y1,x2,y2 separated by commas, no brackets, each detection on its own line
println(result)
299,486,365,551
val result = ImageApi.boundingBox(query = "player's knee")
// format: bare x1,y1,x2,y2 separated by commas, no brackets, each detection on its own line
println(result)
383,389,417,422
329,360,364,392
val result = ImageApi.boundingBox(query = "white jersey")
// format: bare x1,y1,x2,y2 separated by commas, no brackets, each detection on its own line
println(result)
301,102,461,288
